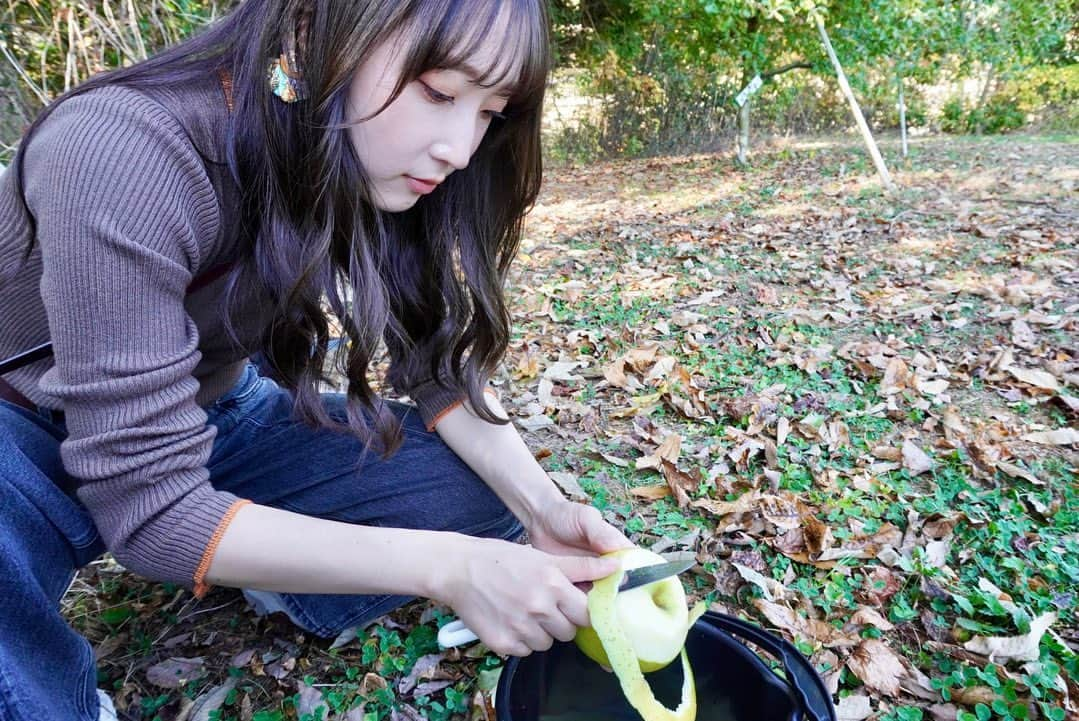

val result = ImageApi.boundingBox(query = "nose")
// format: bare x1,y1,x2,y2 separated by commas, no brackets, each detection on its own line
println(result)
429,112,481,171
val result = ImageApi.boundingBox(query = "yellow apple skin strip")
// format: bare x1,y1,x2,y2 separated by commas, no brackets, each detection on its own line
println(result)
587,564,704,721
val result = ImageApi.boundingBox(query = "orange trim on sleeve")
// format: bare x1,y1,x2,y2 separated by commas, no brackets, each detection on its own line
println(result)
192,499,252,598
426,400,464,432
425,388,501,431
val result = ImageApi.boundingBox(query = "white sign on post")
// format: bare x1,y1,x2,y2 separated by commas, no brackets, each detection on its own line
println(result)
734,74,763,108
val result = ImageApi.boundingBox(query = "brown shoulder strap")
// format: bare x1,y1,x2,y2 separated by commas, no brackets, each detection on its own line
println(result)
217,68,234,114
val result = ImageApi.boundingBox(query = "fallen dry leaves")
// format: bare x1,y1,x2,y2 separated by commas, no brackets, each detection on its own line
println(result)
69,136,1077,720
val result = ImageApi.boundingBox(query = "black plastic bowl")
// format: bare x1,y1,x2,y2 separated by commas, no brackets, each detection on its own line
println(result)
495,611,836,721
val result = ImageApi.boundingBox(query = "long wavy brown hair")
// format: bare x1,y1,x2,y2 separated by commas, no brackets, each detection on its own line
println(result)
13,0,550,453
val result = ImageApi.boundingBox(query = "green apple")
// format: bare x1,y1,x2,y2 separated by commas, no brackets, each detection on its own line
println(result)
575,547,695,672
574,547,705,721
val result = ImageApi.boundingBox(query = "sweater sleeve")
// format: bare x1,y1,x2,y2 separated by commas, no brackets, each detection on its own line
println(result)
407,375,468,431
22,86,244,590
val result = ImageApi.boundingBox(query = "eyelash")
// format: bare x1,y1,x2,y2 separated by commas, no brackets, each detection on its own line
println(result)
419,81,508,122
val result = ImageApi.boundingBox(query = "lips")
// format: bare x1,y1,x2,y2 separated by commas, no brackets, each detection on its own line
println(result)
406,176,440,195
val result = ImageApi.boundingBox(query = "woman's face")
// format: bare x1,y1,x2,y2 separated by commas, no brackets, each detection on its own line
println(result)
347,30,515,213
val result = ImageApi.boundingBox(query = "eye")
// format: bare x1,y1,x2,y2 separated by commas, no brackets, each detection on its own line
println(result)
419,80,454,104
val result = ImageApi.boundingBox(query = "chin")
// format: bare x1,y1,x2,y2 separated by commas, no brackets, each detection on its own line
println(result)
371,196,420,213
366,184,422,213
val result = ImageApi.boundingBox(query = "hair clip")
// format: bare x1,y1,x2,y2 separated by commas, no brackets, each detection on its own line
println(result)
268,47,306,103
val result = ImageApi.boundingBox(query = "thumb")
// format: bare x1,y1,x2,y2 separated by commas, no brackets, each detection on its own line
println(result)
554,553,622,584
587,524,635,553
575,505,635,553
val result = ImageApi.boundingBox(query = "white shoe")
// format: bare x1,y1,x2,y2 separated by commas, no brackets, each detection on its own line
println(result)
97,689,118,721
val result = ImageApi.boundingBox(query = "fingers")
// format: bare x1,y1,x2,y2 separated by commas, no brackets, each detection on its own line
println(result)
544,606,580,643
553,552,622,584
577,505,635,552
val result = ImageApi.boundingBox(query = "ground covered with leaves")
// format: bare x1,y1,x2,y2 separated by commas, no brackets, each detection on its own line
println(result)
68,134,1077,721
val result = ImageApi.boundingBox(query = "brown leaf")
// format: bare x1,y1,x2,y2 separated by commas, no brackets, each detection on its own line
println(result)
776,416,791,446
146,657,205,689
691,490,759,517
758,493,806,530
1007,366,1060,392
1020,428,1078,445
548,471,589,501
603,358,631,389
928,704,961,721
296,683,328,719
626,345,660,373
656,433,682,462
753,598,859,648
397,653,448,695
941,406,968,434
470,690,496,721
361,672,389,696
846,639,905,697
872,446,903,461
629,484,671,501
635,432,682,470
859,566,901,606
188,679,237,721
263,650,296,680
995,461,1044,485
514,350,540,380
849,607,895,631
902,440,935,475
951,686,999,707
834,694,873,720
881,357,911,395
803,515,833,556
390,705,426,721
660,459,697,508
963,612,1057,662
753,282,780,305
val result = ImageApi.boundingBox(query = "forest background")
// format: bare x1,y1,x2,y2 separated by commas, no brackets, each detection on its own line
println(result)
1,0,1076,164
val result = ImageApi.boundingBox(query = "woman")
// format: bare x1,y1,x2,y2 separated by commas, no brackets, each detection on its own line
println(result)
0,1,631,718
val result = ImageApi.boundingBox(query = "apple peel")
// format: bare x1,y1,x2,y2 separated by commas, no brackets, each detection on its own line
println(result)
586,560,706,721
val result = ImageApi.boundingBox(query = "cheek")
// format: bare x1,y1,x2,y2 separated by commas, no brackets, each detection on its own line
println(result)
350,115,406,174
471,119,494,155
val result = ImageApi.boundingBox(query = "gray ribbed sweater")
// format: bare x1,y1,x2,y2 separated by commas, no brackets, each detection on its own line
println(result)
0,73,463,592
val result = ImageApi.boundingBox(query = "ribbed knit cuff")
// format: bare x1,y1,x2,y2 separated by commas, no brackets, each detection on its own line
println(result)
96,472,245,591
409,377,467,431
193,499,253,598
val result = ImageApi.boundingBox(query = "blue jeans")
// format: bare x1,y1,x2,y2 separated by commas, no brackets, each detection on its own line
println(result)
0,363,523,720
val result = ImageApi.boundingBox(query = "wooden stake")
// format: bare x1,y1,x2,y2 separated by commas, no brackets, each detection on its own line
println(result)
814,14,895,192
737,98,751,166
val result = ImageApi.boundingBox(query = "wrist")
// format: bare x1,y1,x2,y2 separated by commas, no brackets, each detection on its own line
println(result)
424,532,481,604
518,488,567,533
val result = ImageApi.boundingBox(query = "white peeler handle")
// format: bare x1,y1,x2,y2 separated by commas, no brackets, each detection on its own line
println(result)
438,618,480,648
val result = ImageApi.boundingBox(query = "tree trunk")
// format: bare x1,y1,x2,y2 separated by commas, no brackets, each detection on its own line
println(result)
898,73,908,158
733,14,760,165
814,14,895,192
973,63,995,135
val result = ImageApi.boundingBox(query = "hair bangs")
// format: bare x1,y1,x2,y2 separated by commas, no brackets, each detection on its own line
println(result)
405,0,549,111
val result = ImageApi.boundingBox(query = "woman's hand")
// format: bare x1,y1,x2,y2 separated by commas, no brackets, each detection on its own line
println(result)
525,498,635,558
433,536,621,657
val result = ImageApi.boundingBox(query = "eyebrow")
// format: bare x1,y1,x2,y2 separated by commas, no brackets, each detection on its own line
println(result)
451,62,517,98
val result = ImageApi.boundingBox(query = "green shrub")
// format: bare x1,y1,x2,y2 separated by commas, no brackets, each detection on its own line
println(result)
940,97,968,133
